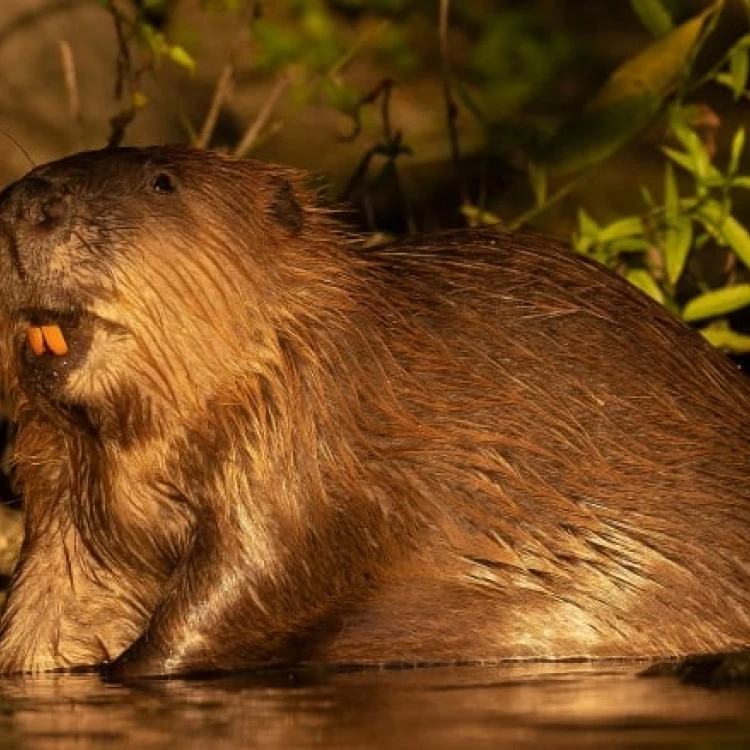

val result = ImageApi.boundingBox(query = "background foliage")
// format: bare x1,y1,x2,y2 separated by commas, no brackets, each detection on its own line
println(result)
99,0,750,354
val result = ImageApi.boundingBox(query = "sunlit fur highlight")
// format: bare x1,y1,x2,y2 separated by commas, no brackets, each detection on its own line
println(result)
0,146,748,676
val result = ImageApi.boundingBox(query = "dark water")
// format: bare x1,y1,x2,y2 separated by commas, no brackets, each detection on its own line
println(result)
0,663,748,749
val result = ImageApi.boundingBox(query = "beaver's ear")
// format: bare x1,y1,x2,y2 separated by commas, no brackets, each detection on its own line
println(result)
268,176,304,236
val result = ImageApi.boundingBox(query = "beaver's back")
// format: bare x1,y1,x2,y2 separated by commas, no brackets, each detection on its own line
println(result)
316,229,750,663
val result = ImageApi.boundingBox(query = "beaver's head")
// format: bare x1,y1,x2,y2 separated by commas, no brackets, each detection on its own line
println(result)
0,146,344,439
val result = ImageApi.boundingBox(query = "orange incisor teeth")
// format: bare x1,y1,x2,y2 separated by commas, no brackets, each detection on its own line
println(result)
26,325,69,357
27,327,45,356
42,325,69,356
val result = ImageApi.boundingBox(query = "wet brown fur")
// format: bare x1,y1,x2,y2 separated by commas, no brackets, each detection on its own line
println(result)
0,146,748,677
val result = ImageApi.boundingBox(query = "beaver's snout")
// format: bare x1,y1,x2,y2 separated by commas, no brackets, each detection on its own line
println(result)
13,177,67,227
0,176,70,228
0,175,72,280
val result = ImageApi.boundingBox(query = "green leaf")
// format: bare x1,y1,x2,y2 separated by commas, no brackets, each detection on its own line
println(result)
529,163,547,207
138,24,165,54
694,231,713,250
578,208,599,238
662,146,723,182
729,44,750,100
609,237,652,253
700,323,750,353
671,118,723,186
663,215,692,285
598,216,645,242
682,284,750,322
669,117,709,163
626,269,665,303
694,200,750,270
715,72,740,92
574,209,599,254
631,0,673,37
593,1,721,107
571,234,587,255
460,204,502,227
729,127,745,176
663,162,679,217
168,45,196,74
538,94,661,173
732,176,750,189
534,3,720,173
662,146,694,173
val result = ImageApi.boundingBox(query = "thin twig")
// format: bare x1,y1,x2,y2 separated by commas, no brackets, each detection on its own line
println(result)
196,63,235,149
196,0,257,149
328,19,390,78
59,40,84,148
238,19,389,157
341,78,394,142
106,1,138,147
438,0,468,205
508,168,596,231
338,79,415,230
233,74,290,157
677,0,726,100
109,1,134,102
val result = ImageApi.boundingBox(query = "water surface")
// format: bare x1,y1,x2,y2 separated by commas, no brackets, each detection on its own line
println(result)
0,663,748,749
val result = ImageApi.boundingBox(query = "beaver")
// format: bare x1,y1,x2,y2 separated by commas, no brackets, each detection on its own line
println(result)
0,145,748,679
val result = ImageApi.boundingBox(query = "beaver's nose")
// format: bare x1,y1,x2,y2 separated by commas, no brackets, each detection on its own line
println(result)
0,176,71,280
1,176,69,230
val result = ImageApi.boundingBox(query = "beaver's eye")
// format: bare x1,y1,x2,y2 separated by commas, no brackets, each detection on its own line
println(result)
152,173,176,193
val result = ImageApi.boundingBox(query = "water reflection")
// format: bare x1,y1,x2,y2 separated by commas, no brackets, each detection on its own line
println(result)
0,663,748,749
